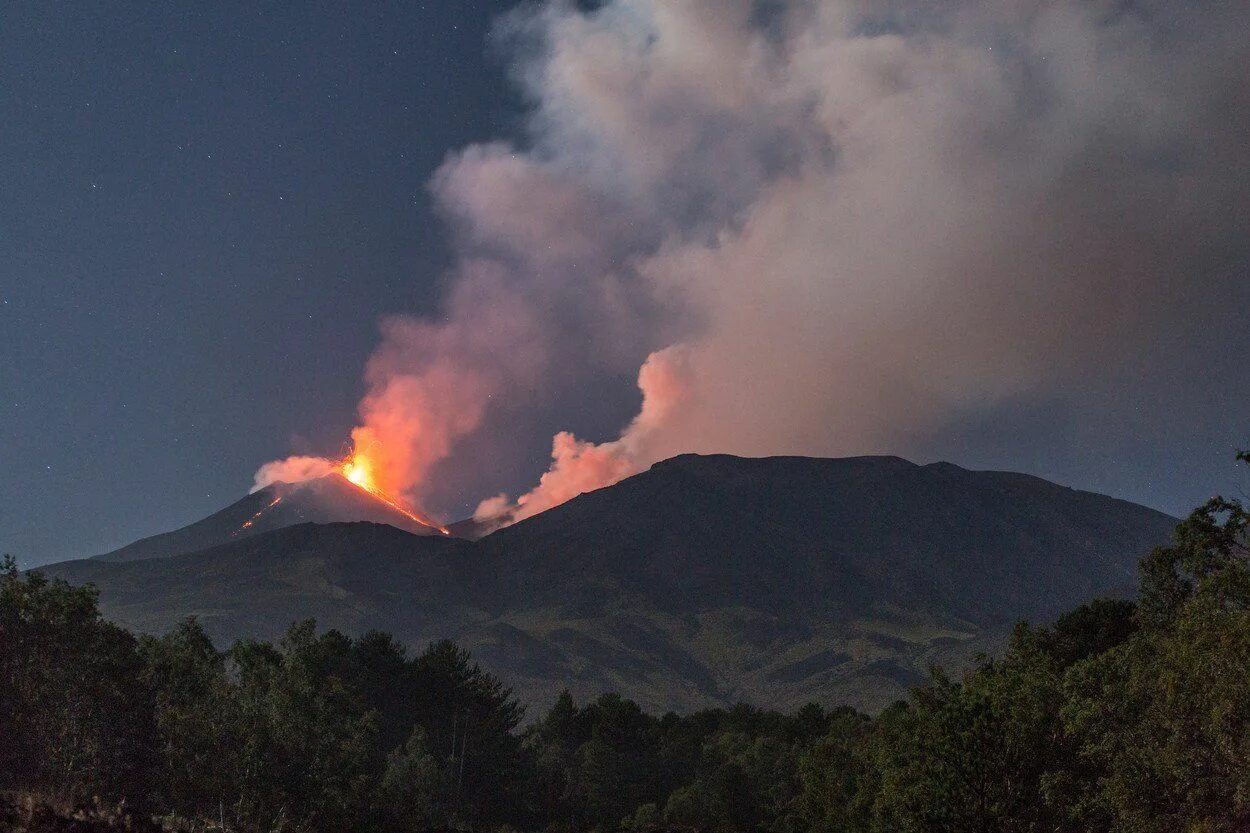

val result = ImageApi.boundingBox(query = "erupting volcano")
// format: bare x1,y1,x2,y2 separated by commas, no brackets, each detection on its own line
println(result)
249,441,452,539
231,467,448,540
334,452,449,536
92,452,449,564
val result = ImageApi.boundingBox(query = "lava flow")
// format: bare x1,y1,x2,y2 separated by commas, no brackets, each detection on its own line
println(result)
339,453,450,535
233,495,283,536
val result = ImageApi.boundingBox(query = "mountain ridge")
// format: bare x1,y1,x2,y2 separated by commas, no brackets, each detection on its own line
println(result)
39,453,1177,714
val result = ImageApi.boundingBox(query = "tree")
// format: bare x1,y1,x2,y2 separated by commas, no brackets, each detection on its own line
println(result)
796,707,876,833
409,639,531,828
0,557,157,804
351,629,418,758
565,694,666,831
1138,457,1250,628
227,620,377,832
872,631,1082,833
662,730,802,833
139,617,242,818
1063,452,1250,832
528,689,586,828
380,726,446,832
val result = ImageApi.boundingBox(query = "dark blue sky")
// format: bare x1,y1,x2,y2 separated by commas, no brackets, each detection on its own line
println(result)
2,2,526,565
3,2,1247,568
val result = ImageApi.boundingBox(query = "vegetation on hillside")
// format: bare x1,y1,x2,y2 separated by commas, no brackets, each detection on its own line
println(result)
2,453,1247,832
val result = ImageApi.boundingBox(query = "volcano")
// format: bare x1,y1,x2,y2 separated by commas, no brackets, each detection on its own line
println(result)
49,454,1180,714
94,473,445,564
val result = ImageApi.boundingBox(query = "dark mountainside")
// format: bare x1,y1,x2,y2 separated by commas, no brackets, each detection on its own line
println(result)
94,473,444,563
41,454,1176,713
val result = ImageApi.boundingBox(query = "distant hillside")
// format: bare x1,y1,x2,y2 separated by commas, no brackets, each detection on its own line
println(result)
94,473,444,563
41,454,1176,713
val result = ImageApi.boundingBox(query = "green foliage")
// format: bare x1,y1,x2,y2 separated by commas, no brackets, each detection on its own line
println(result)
0,559,531,832
226,621,377,831
620,801,662,831
0,556,156,804
381,727,446,832
416,640,530,824
139,617,242,816
795,708,876,833
1065,494,1250,832
1138,452,1250,628
529,692,667,831
662,727,810,833
524,693,832,833
872,658,1064,833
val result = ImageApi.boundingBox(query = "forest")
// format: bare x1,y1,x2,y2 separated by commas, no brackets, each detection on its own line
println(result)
3,454,1249,833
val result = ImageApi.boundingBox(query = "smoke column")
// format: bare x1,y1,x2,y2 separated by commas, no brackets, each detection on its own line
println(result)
260,0,1250,525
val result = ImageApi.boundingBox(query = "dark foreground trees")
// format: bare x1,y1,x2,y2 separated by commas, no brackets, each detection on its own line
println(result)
0,558,528,832
2,452,1249,832
0,560,156,806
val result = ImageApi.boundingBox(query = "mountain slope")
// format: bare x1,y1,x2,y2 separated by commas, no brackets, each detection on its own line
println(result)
481,454,1166,623
41,454,1177,713
94,473,444,563
53,523,477,638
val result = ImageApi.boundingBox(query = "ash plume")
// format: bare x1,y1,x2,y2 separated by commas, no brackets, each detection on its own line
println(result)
261,0,1250,525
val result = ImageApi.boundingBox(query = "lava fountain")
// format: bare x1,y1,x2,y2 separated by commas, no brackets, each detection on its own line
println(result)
336,450,450,536
251,444,451,536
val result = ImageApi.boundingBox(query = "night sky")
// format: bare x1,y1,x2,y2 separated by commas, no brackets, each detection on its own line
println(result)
2,2,524,565
4,2,1248,568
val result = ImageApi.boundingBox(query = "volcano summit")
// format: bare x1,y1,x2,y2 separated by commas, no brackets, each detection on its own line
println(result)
94,472,445,564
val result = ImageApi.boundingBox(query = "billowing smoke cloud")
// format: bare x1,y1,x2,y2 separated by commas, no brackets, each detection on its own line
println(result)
255,258,548,499
475,346,693,527
253,455,337,491
261,0,1250,523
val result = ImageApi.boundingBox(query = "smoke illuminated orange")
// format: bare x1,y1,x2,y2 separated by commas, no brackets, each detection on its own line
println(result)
341,456,374,490
338,451,450,536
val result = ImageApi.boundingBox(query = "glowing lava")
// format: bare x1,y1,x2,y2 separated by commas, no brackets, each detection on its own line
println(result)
338,453,450,536
233,495,283,536
341,456,374,490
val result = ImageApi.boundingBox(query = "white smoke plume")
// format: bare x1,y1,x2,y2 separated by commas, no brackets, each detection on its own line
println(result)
253,456,338,492
475,346,693,526
262,0,1250,525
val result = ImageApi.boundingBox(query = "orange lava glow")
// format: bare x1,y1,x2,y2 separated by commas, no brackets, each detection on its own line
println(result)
338,452,450,536
341,455,375,490
234,495,283,536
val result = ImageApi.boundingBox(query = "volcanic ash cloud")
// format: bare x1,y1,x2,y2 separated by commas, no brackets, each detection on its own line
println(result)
262,0,1250,527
